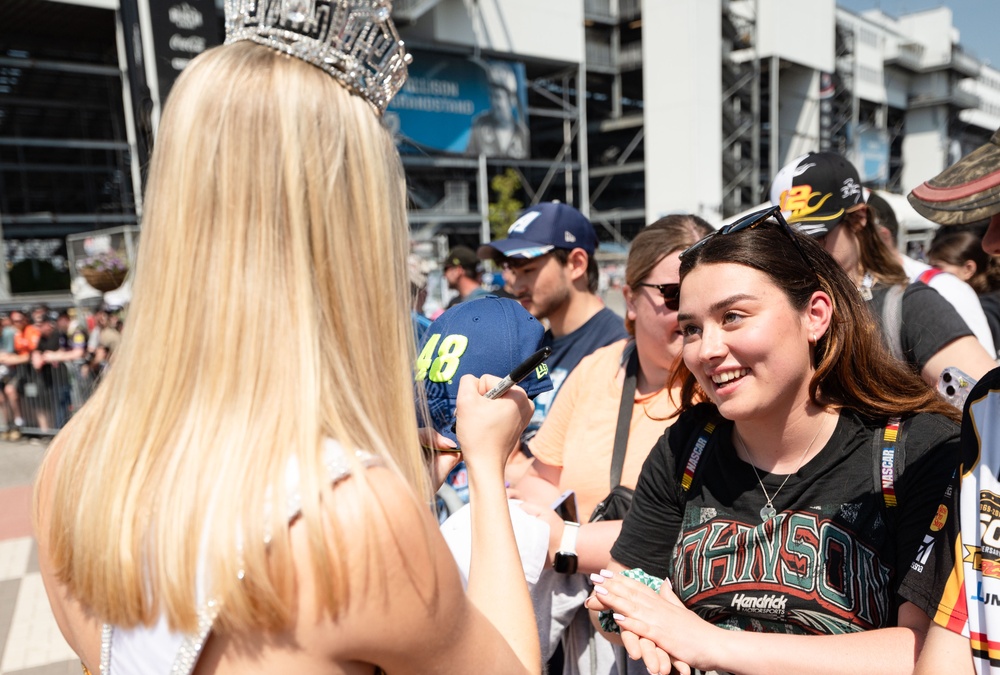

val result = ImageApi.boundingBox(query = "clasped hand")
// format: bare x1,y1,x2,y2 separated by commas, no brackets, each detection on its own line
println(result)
585,570,725,675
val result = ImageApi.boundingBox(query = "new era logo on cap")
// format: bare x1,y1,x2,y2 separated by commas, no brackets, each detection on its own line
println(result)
415,296,553,443
478,202,598,261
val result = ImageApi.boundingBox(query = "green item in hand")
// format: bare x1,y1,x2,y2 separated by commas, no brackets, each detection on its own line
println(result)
598,568,665,633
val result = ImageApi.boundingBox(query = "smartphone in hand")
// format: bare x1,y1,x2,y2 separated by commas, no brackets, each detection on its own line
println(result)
939,367,977,410
550,490,578,524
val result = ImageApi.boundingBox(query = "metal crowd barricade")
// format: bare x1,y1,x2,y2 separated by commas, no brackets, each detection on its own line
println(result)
13,360,94,436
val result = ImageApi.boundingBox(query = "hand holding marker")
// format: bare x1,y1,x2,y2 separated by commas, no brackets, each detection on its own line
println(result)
484,346,552,399
416,297,554,453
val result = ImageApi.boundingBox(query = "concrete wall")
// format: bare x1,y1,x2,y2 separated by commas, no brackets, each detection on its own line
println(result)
902,107,948,193
642,0,722,222
431,0,583,63
897,8,955,68
777,65,821,164
960,64,1000,133
758,0,835,73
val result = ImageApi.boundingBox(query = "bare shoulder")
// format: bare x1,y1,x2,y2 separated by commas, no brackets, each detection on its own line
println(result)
291,465,528,673
33,433,102,670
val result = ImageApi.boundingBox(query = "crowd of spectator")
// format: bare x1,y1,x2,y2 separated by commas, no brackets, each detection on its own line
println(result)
0,304,122,438
417,165,1000,675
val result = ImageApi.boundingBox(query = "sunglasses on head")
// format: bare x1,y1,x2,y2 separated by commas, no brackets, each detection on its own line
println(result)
635,282,680,311
680,205,810,264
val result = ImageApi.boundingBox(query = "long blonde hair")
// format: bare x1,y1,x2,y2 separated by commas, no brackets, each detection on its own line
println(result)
39,41,431,633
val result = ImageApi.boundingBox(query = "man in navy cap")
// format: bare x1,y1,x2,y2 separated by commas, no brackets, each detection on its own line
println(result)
479,202,628,449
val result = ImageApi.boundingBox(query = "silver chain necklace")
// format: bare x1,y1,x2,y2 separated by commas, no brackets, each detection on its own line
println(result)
734,416,827,522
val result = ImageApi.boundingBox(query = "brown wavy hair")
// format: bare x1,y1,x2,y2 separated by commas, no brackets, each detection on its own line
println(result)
929,230,1000,294
851,207,908,286
673,221,960,422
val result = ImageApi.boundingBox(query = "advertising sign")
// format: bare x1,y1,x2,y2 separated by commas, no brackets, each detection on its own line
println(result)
856,128,889,183
386,50,530,158
148,0,220,104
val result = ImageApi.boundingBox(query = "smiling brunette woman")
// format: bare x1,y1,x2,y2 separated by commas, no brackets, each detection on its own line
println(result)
586,208,963,675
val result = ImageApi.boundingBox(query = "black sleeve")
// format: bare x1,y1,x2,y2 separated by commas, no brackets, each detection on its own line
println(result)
892,413,962,600
900,284,975,371
611,405,712,579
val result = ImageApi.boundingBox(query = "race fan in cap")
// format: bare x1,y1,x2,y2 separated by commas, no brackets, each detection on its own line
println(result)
771,151,996,387
479,202,628,456
899,127,1000,675
417,296,568,665
443,245,490,308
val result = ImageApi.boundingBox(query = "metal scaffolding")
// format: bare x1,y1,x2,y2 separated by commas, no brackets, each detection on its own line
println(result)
582,0,645,242
720,0,761,217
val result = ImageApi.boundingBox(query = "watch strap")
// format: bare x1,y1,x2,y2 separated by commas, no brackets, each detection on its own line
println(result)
558,520,580,554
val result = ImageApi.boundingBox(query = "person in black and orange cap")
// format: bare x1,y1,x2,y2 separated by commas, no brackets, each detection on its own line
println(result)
770,151,996,387
898,127,1000,675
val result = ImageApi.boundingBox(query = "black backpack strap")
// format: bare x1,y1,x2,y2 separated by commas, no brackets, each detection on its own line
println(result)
873,416,906,509
610,344,639,491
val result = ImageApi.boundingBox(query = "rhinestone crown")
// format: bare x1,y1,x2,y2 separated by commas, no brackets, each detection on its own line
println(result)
224,0,411,113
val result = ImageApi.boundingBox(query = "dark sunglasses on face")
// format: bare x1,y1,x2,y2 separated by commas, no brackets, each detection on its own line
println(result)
635,282,680,310
680,205,810,264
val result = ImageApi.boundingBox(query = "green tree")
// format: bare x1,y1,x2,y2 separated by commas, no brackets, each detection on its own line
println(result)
488,168,523,241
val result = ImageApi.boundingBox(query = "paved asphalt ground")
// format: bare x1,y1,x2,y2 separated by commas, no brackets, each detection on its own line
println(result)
0,437,80,674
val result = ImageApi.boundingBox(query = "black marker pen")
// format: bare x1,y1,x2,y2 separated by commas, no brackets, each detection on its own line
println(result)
484,346,552,400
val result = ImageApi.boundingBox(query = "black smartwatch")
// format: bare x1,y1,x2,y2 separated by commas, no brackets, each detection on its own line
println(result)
553,521,580,574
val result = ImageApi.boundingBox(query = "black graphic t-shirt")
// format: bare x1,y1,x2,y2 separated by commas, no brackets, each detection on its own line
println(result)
611,403,960,634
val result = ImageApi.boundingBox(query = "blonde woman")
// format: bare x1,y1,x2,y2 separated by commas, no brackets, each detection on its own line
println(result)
33,6,541,675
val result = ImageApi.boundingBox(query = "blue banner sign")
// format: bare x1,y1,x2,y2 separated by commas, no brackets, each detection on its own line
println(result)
857,128,889,183
386,50,530,158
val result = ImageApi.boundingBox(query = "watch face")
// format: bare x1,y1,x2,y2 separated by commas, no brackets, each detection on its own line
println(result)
553,552,578,575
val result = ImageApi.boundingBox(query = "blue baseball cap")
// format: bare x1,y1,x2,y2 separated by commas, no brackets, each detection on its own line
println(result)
478,202,598,261
416,295,553,443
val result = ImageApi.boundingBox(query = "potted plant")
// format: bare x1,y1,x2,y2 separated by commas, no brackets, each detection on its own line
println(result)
78,250,129,292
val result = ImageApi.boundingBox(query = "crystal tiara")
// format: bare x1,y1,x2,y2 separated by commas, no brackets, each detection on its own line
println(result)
224,0,411,113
